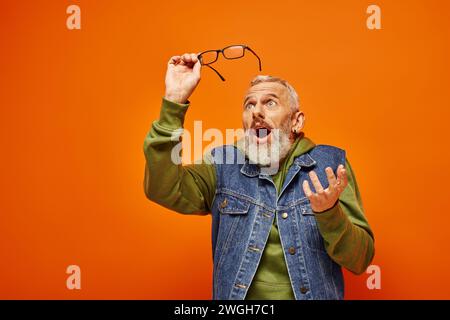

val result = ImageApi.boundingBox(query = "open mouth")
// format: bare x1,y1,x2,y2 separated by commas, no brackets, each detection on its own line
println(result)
252,125,272,144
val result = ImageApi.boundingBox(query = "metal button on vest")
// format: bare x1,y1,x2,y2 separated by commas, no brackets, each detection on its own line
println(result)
300,286,309,294
288,247,296,255
281,212,288,219
220,198,228,208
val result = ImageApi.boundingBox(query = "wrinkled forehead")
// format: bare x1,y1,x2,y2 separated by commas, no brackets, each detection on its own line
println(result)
243,82,288,102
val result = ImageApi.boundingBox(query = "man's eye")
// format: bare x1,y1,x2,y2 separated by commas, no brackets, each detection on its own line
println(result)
266,100,276,107
245,103,255,109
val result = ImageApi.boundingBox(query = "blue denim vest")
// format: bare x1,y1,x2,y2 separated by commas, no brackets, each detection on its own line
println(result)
210,144,346,300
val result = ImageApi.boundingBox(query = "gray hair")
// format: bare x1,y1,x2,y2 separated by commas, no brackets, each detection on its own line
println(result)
249,75,300,113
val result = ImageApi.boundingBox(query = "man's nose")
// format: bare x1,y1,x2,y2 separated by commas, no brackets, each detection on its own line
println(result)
252,102,265,120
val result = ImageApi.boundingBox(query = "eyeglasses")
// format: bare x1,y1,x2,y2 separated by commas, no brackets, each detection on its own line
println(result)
197,44,262,81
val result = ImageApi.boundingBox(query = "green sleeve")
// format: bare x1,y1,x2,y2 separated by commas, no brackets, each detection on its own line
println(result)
143,97,216,214
314,159,375,275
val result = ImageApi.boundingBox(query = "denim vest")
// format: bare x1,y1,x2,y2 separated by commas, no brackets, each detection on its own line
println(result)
210,144,346,300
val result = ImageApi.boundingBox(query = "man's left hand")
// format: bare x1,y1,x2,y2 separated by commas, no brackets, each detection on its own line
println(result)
302,164,348,213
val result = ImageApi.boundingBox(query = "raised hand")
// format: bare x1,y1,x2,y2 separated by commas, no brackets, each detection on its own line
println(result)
164,53,202,104
302,164,348,213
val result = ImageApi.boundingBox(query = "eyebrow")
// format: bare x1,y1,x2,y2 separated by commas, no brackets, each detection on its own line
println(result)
243,93,279,105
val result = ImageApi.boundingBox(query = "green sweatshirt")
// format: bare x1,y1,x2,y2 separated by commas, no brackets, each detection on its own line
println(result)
143,98,375,299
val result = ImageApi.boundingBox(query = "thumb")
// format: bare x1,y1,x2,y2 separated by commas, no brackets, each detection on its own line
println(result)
193,59,202,77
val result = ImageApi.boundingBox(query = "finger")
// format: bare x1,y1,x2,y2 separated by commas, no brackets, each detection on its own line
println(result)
309,170,324,194
193,59,202,76
182,53,192,64
302,180,314,198
325,167,337,190
336,165,348,190
168,55,181,65
190,53,198,63
177,53,188,66
340,166,348,188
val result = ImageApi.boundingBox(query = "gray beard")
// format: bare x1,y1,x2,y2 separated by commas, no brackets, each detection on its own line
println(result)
241,125,292,174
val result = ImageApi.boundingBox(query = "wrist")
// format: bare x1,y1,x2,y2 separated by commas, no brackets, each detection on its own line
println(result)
313,200,339,214
164,92,188,105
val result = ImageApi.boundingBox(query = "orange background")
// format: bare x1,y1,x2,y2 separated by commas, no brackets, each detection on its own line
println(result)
1,0,449,299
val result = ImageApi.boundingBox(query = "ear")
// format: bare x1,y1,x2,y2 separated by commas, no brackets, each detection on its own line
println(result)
291,111,305,133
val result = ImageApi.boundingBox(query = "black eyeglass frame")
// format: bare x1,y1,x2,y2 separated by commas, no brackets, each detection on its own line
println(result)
197,44,262,81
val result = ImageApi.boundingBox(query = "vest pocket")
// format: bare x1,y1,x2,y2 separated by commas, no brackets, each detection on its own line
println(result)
216,193,250,215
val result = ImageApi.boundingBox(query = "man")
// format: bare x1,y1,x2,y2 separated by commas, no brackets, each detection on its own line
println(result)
143,52,375,300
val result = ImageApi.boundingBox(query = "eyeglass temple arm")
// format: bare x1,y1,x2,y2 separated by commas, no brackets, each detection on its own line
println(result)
245,46,262,71
205,64,226,81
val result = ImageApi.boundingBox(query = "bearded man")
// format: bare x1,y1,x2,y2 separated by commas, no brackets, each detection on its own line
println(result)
143,52,375,300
